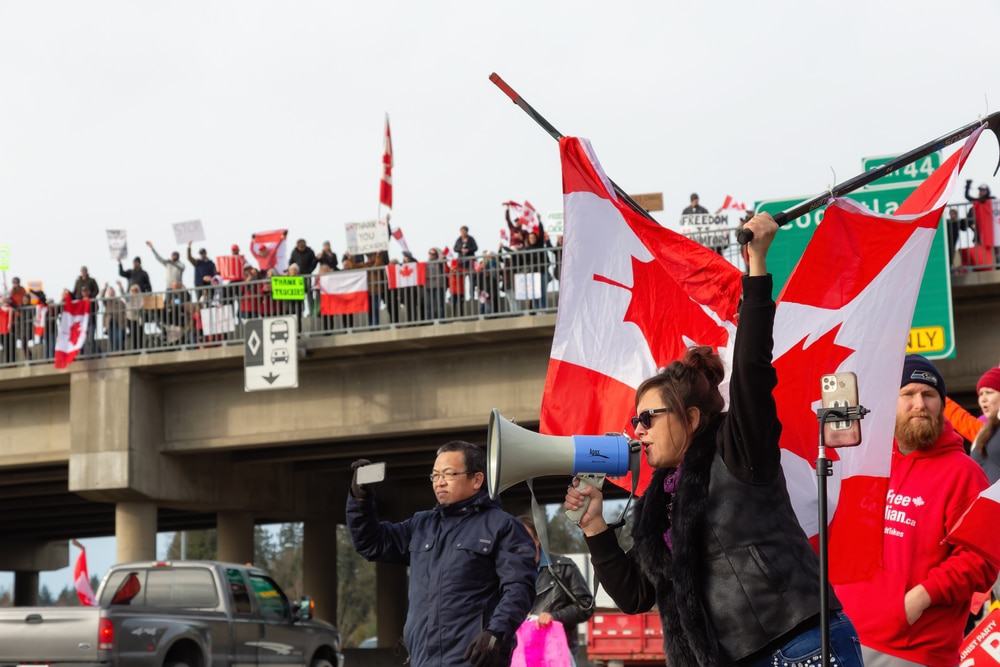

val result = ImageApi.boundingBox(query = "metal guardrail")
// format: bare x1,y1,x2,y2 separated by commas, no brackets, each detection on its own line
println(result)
3,205,997,369
0,247,563,368
944,202,1000,274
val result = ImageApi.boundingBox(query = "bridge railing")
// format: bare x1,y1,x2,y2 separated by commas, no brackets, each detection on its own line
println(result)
0,247,564,367
3,206,996,369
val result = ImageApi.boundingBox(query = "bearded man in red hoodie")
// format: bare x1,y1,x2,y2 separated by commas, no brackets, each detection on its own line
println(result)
837,355,997,667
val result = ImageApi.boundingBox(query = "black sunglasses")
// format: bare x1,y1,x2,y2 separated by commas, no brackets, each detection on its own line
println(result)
631,407,670,430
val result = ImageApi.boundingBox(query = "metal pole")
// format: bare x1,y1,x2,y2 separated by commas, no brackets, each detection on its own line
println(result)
490,73,659,225
817,430,831,665
737,112,1000,244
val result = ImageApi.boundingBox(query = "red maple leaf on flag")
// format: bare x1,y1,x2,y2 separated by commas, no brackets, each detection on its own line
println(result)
399,264,414,277
772,324,855,464
594,256,730,367
68,320,82,347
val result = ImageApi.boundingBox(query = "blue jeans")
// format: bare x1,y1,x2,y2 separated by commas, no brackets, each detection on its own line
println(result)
744,611,862,667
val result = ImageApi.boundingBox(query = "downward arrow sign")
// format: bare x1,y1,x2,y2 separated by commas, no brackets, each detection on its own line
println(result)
263,372,280,385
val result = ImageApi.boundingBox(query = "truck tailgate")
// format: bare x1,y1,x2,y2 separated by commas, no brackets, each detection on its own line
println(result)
0,607,102,663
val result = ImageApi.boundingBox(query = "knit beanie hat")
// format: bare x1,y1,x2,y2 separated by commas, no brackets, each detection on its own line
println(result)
901,354,946,399
976,367,1000,393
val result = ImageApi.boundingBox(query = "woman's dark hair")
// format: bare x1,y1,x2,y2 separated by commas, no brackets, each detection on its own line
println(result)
973,413,997,457
436,440,486,475
635,346,725,432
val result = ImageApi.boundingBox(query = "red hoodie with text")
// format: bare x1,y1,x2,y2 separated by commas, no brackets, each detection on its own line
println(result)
836,423,996,666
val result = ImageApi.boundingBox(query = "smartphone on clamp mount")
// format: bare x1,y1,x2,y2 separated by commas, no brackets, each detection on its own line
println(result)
820,372,862,447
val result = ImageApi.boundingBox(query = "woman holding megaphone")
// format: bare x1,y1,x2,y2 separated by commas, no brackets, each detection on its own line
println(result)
564,213,863,667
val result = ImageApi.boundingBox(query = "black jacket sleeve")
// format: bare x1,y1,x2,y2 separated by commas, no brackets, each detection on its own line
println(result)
345,492,412,565
486,519,538,638
584,529,656,614
549,560,595,626
719,274,782,484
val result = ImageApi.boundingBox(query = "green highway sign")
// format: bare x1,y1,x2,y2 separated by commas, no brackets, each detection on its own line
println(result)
270,276,306,301
756,183,956,359
861,152,941,189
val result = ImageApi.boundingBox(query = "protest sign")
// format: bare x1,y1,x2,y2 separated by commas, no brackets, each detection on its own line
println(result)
346,220,389,255
200,304,236,336
271,276,306,301
960,608,1000,666
106,230,128,261
0,244,9,271
514,273,543,300
630,192,664,212
679,212,731,249
545,212,564,236
172,219,205,245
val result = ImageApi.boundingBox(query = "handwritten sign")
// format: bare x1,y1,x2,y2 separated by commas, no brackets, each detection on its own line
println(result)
270,276,305,301
346,220,389,255
172,219,206,245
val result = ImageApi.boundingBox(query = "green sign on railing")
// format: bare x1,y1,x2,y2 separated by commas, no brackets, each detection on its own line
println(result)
270,276,306,301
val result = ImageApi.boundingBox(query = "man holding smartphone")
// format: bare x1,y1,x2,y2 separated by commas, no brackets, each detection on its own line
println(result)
346,441,536,667
835,355,998,667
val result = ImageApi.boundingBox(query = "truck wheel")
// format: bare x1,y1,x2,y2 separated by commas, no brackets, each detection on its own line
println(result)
311,660,334,667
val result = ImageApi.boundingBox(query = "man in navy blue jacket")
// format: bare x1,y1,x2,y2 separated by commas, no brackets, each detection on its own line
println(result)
347,441,536,667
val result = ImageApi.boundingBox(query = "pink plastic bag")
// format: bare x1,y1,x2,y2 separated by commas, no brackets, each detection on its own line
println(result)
511,618,573,667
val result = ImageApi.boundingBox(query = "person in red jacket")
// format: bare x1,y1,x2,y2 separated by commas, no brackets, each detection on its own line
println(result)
836,355,998,667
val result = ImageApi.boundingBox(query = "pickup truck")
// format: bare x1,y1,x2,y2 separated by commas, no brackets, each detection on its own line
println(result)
0,560,343,667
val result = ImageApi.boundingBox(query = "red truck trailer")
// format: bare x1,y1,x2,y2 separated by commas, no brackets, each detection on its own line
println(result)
586,609,665,666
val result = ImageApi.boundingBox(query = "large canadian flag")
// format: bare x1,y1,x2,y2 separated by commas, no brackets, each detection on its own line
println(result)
539,137,743,492
319,271,369,315
250,229,289,272
387,262,426,289
775,127,983,583
541,130,981,583
54,296,90,369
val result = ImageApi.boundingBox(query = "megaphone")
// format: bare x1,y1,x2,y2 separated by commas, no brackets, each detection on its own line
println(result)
487,409,640,521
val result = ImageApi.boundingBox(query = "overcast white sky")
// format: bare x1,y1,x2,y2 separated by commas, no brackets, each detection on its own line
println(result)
2,0,1000,294
3,0,1000,591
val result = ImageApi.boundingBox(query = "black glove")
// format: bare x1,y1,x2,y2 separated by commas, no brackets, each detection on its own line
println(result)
464,630,503,667
350,459,372,499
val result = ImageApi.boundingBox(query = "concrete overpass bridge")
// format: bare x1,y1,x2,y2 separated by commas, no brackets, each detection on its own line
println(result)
1,275,998,644
0,313,576,639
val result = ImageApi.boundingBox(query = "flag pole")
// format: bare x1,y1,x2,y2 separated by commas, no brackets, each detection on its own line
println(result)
489,73,659,225
490,72,1000,245
734,112,1000,244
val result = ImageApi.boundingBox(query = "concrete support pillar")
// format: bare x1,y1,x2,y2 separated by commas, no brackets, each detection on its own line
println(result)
217,511,255,564
13,571,39,606
303,518,338,624
376,562,408,648
115,501,157,564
